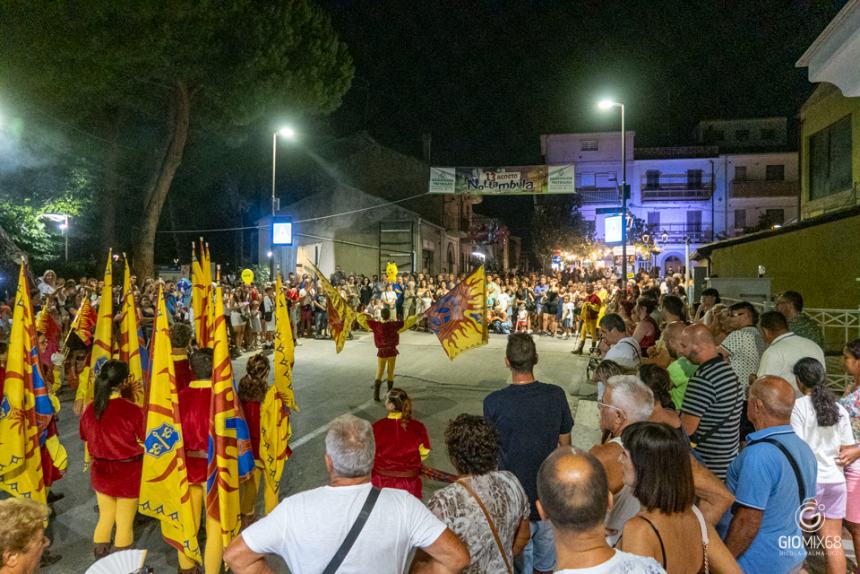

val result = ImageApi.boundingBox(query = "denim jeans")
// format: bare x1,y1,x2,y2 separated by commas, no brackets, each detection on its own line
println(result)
514,519,556,573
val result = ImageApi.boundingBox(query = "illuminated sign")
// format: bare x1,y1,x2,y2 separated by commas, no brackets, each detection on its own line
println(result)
272,218,293,246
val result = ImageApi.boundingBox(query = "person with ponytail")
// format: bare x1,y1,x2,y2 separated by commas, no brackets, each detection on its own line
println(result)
371,388,431,498
837,339,860,564
78,359,144,560
790,357,853,574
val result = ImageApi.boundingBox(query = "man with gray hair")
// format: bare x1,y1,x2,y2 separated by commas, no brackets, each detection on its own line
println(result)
225,414,468,574
591,376,734,544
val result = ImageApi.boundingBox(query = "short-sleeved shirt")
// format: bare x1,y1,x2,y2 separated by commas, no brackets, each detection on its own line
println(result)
555,550,665,573
604,337,641,371
428,471,529,574
484,381,574,520
791,395,855,484
720,425,817,574
788,313,824,348
757,332,825,396
681,356,742,479
242,482,446,574
719,326,765,394
667,357,697,410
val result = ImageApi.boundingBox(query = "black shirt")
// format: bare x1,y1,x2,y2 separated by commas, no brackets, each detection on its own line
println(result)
483,381,574,520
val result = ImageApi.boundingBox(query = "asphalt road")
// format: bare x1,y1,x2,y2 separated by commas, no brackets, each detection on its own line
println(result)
40,330,599,573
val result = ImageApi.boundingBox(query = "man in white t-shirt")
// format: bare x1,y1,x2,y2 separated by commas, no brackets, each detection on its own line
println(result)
224,414,468,574
757,311,825,396
599,313,641,370
536,446,666,574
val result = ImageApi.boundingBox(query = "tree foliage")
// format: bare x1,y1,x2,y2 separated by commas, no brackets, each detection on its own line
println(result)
530,195,591,267
0,0,354,275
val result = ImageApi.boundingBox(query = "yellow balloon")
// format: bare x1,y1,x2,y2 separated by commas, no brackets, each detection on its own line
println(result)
241,268,255,285
385,261,398,284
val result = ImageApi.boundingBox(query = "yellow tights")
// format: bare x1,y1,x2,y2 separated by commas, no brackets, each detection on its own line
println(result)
240,467,280,518
93,492,138,548
177,484,224,573
375,356,396,382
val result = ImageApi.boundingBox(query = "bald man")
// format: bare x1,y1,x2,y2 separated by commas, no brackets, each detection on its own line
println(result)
680,324,742,479
664,321,697,409
536,447,664,573
721,377,816,574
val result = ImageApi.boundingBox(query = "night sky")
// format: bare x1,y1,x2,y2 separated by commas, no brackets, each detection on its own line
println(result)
320,0,843,229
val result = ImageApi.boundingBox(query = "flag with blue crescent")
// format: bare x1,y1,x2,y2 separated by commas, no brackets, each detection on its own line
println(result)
0,263,47,503
139,287,202,565
259,275,297,507
424,265,488,360
206,283,255,552
119,259,148,405
78,250,114,405
306,261,355,353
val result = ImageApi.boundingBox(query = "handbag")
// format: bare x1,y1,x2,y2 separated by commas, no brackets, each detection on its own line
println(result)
457,478,513,574
321,486,381,574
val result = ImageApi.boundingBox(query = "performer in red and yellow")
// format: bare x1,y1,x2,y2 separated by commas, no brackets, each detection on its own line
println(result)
171,322,194,393
371,388,430,499
177,348,222,574
573,283,602,354
79,359,144,559
359,308,416,401
237,353,271,526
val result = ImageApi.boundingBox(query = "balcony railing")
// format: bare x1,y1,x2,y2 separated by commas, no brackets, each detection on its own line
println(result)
640,173,714,201
577,187,621,203
731,180,799,198
653,223,714,243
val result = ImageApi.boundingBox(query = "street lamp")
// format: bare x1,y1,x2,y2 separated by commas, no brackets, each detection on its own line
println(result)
597,99,628,284
42,213,69,262
272,125,297,216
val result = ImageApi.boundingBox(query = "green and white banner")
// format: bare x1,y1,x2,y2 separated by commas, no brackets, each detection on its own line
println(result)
429,164,575,195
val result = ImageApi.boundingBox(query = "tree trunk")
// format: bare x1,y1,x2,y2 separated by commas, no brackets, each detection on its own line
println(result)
133,81,191,278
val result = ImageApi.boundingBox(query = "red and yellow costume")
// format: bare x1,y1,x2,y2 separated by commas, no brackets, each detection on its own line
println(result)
579,292,602,350
172,352,193,393
79,391,144,548
371,413,430,499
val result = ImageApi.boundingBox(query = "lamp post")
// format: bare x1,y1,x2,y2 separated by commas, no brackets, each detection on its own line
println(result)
271,126,297,216
598,99,627,285
42,213,69,262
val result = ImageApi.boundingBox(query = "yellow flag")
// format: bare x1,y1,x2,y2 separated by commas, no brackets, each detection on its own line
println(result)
119,259,147,405
206,283,254,552
306,261,355,353
191,242,208,348
138,287,202,565
80,250,113,404
0,263,47,503
424,265,488,360
260,275,298,507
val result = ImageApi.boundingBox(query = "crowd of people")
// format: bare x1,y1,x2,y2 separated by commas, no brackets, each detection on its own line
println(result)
2,260,858,574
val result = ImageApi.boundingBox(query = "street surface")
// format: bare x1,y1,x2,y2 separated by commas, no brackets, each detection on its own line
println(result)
44,331,599,573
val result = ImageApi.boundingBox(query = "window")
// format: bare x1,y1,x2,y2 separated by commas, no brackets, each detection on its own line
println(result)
647,211,661,227
686,210,702,233
581,139,598,151
596,172,616,189
579,172,596,188
765,164,785,181
765,209,784,225
645,170,660,190
687,169,703,189
734,209,747,230
734,165,748,181
422,249,434,274
761,128,776,140
809,115,853,200
735,129,750,142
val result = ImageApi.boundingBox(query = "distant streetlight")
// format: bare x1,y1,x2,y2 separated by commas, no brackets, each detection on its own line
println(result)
272,125,297,216
42,213,69,262
597,98,628,283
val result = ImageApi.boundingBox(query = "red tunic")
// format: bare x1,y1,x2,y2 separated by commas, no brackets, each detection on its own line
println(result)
172,355,193,392
639,315,661,351
367,320,404,358
371,416,430,499
178,379,211,484
241,400,261,461
40,418,64,487
79,397,144,498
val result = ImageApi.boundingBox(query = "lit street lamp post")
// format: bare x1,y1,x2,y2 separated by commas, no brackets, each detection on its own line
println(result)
598,99,627,285
42,213,69,262
271,126,297,216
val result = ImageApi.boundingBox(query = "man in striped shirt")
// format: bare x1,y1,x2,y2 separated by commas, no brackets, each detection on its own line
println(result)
681,324,743,479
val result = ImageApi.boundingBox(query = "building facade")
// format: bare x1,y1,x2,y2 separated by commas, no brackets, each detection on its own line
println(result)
541,130,799,275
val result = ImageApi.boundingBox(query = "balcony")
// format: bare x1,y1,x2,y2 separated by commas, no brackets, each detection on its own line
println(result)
653,223,714,243
577,187,621,203
640,173,714,201
731,180,799,198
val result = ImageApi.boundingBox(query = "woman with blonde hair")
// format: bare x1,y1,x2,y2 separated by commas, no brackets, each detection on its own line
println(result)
371,388,431,498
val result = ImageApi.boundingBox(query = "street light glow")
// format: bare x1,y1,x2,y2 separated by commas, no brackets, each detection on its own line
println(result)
278,126,296,140
597,99,618,110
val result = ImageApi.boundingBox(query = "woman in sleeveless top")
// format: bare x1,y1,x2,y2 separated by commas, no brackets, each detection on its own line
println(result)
633,297,660,352
618,422,741,574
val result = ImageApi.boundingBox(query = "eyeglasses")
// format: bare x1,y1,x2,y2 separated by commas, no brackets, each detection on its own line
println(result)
597,401,624,414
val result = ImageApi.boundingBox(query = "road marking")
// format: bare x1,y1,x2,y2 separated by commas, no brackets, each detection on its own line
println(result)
290,398,377,450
